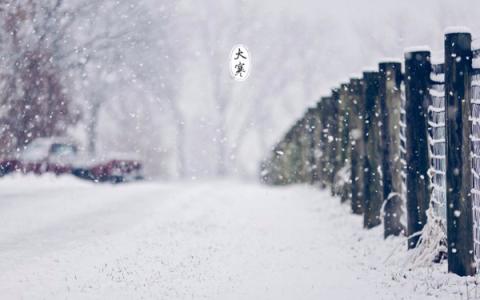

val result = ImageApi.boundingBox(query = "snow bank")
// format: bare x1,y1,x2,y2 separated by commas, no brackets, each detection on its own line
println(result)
0,173,92,189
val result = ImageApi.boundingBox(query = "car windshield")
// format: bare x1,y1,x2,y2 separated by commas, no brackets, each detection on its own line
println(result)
50,144,77,157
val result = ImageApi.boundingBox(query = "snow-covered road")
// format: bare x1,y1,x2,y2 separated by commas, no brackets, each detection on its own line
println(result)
0,175,471,299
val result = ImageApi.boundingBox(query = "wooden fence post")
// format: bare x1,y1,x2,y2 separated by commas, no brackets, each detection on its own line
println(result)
330,89,340,195
444,29,475,276
274,132,286,185
306,108,317,184
349,77,365,214
284,122,296,184
339,83,352,202
379,61,405,237
326,95,336,190
317,100,327,189
404,49,432,248
311,103,324,186
321,95,336,190
294,119,305,183
285,122,298,184
333,86,346,196
363,71,384,228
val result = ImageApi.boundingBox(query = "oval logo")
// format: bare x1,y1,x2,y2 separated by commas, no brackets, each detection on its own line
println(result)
230,44,251,81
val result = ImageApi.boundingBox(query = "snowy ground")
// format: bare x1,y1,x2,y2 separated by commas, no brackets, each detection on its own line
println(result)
0,175,477,299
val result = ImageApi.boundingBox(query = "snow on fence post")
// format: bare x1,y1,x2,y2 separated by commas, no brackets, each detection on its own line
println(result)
444,29,475,276
379,61,405,238
362,71,384,229
349,77,365,214
404,49,432,249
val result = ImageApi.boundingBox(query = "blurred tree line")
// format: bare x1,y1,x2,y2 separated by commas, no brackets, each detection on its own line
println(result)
2,0,477,179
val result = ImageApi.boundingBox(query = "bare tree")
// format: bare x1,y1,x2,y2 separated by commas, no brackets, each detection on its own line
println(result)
0,1,79,157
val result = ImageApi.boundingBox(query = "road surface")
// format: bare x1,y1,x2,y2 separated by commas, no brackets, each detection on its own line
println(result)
0,175,467,299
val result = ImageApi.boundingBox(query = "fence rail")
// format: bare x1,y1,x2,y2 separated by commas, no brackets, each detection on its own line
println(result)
260,29,480,276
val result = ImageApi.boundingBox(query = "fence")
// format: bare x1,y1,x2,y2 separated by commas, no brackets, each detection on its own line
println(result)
260,28,480,277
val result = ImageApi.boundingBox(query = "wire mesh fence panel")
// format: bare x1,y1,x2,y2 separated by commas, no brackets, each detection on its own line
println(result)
471,46,480,267
399,84,408,226
428,63,447,223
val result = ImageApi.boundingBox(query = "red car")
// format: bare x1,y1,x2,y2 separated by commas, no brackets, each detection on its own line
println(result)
0,137,143,183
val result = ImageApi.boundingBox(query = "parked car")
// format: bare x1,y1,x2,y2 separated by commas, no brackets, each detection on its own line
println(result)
0,137,143,183
71,158,143,183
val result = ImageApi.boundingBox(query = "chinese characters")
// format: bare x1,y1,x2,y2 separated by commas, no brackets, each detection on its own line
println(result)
230,45,250,81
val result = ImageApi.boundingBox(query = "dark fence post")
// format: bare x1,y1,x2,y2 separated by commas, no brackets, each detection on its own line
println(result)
285,127,296,184
295,119,306,183
273,133,286,185
363,71,383,228
349,77,365,214
301,116,310,183
330,88,340,195
444,30,475,276
306,108,317,184
322,95,336,191
379,61,405,238
339,83,352,203
404,49,432,248
288,121,299,184
310,106,320,185
317,100,327,189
